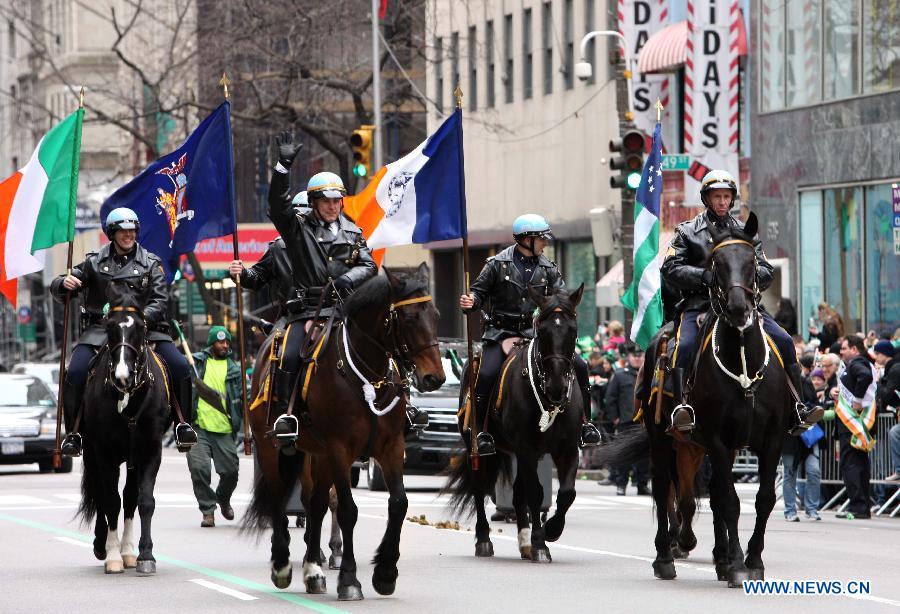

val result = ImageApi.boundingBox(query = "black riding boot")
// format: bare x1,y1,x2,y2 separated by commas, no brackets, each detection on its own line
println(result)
668,367,695,434
786,363,825,436
579,386,601,447
474,394,496,456
272,367,299,441
60,381,84,457
406,401,429,429
174,377,198,452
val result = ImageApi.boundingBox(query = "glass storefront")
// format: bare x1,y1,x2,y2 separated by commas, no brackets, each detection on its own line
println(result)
798,191,825,330
864,183,900,334
824,186,863,334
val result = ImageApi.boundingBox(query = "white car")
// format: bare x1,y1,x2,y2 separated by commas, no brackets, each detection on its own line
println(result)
12,362,60,398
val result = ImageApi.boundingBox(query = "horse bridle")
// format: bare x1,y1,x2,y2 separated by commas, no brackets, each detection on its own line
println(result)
106,305,149,396
530,304,577,407
708,239,761,322
387,294,439,371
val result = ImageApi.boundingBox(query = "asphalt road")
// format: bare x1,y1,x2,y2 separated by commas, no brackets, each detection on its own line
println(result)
1,449,898,613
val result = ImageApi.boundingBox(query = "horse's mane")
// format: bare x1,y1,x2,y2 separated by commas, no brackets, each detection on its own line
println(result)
342,274,392,318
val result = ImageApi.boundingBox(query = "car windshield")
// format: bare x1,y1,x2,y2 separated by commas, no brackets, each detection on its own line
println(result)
0,378,55,408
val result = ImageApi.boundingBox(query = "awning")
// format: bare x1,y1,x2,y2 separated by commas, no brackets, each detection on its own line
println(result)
595,231,674,307
637,17,747,75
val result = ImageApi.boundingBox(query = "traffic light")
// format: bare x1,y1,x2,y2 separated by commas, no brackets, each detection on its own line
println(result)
609,130,646,191
350,125,375,177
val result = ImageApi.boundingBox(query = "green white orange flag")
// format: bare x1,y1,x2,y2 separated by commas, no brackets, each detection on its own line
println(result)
0,109,84,306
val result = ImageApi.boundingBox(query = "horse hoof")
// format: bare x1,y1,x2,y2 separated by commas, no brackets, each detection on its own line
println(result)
671,545,689,560
135,560,156,575
652,559,677,580
715,563,729,582
475,541,494,558
519,546,532,560
105,560,124,574
747,567,764,581
94,546,106,561
530,548,552,563
727,569,750,588
122,555,137,568
305,576,327,594
328,555,342,570
271,566,293,589
544,517,564,543
338,583,364,601
372,575,396,596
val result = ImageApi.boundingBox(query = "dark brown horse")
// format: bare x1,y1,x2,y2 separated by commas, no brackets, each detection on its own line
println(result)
243,264,444,601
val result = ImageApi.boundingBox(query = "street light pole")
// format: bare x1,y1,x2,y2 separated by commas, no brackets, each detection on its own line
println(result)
371,0,383,170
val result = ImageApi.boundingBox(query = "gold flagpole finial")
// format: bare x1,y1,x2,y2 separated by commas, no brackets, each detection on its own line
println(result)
655,99,664,122
454,85,463,109
219,72,231,100
78,86,85,109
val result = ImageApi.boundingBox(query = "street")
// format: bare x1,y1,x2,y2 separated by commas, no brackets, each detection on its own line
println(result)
1,449,898,613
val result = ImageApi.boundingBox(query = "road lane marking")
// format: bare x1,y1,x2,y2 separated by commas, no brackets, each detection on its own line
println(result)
0,495,47,504
0,513,349,614
55,536,93,548
190,578,257,601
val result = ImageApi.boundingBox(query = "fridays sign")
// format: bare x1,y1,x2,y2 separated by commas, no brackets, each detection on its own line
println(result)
619,0,671,136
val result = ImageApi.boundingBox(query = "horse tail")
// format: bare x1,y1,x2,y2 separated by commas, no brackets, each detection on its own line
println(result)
593,426,650,469
77,448,100,525
241,449,305,536
442,451,512,519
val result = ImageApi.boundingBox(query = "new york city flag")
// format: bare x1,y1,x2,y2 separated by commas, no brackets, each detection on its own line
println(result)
101,102,236,281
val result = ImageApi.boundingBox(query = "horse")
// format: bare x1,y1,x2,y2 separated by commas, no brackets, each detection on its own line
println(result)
243,263,445,601
77,280,172,575
597,212,790,587
446,284,585,562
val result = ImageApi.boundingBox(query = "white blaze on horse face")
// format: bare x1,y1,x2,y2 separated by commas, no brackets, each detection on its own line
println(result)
114,316,135,382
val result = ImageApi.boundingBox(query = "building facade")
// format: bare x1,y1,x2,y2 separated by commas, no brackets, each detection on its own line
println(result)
750,0,900,337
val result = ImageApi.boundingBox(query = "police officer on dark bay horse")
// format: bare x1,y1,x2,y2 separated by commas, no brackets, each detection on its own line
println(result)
459,214,603,455
236,132,426,440
51,207,198,456
661,170,824,435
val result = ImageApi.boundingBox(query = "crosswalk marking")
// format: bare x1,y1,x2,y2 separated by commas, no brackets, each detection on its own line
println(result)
189,579,257,601
0,495,46,504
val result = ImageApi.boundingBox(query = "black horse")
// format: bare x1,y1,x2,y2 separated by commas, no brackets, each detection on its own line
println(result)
446,284,585,562
77,281,171,574
597,212,789,587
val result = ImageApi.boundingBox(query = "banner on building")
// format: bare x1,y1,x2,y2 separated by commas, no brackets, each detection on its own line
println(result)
684,0,740,204
619,0,671,136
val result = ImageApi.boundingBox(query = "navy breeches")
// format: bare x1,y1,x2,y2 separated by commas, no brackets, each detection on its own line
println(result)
154,339,192,381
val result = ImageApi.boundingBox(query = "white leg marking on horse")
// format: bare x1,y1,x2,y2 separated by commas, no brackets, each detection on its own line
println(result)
518,528,531,551
115,345,129,382
271,561,292,581
302,560,325,581
120,518,135,558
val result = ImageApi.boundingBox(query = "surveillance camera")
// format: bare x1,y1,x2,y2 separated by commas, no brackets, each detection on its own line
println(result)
575,62,592,81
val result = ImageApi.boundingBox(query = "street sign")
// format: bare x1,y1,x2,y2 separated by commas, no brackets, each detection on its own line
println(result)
660,154,691,171
17,306,31,325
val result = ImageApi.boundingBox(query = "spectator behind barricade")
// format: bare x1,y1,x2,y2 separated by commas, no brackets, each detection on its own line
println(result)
799,352,815,377
808,303,844,350
781,354,823,521
603,344,649,496
871,340,900,483
588,352,613,423
774,298,798,336
603,320,626,352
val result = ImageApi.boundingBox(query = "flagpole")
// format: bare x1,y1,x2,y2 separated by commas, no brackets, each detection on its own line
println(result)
53,86,84,469
453,86,480,471
220,73,252,456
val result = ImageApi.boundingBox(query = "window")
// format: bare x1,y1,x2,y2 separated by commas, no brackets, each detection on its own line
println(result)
824,187,863,334
863,183,900,334
786,0,821,105
863,0,900,93
486,20,495,107
504,14,514,103
7,20,14,58
435,37,444,114
564,0,574,89
824,0,860,99
584,0,596,85
798,191,825,336
542,2,554,94
468,26,478,110
450,32,460,104
523,9,533,99
760,0,786,111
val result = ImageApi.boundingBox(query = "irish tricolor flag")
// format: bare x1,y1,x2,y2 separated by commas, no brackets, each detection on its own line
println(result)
0,109,84,306
622,123,664,350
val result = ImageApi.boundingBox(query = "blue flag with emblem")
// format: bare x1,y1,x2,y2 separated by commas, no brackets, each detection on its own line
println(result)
100,102,236,281
621,122,664,350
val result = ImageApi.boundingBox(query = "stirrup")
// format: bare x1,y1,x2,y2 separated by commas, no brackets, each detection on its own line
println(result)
60,433,82,457
789,404,824,436
273,414,299,441
475,432,496,456
580,423,602,448
406,404,429,430
669,404,695,434
175,423,197,452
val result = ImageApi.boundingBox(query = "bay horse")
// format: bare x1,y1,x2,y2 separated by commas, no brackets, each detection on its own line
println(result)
597,212,790,586
77,280,171,574
446,284,585,562
244,264,445,601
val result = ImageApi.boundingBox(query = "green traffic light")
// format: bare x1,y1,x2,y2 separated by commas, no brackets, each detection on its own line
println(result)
627,171,642,190
352,163,368,178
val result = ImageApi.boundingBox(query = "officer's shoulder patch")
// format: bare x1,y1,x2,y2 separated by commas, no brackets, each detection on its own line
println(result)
665,246,676,258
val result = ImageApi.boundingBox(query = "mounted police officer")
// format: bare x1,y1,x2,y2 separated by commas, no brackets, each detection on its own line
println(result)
459,214,603,455
661,170,824,435
51,207,197,456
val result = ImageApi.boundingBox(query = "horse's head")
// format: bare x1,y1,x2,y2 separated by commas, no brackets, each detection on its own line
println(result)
527,283,584,406
105,280,149,393
707,212,760,330
384,263,446,392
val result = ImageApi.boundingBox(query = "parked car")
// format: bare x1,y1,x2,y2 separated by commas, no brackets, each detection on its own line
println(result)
12,362,60,398
0,374,72,473
366,346,468,491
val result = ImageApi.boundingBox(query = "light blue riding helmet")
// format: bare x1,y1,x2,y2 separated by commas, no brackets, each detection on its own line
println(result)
512,213,553,239
291,191,308,206
105,207,140,239
307,172,346,200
